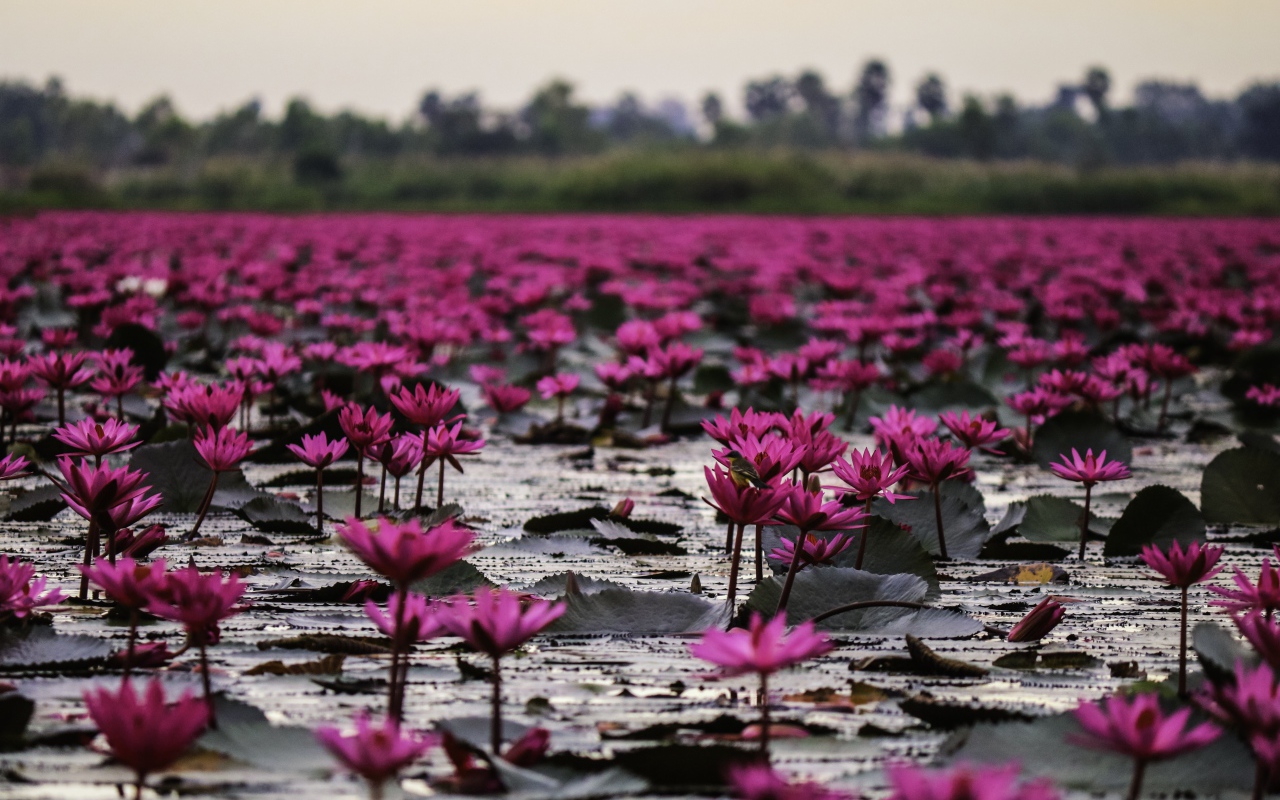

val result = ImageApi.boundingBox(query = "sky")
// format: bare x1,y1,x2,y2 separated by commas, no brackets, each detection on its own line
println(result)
1,0,1277,121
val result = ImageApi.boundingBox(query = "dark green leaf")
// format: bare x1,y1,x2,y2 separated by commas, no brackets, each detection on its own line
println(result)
763,517,940,599
199,697,332,773
1019,495,1090,543
1201,447,1280,525
1104,485,1205,557
1032,411,1132,471
548,589,728,634
907,381,999,414
408,560,491,597
234,496,318,536
873,488,991,559
6,485,67,522
105,323,167,381
1193,620,1259,685
0,627,111,671
129,440,264,513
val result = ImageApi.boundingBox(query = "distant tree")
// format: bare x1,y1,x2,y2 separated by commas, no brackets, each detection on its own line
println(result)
795,70,840,138
854,59,890,141
744,76,792,122
958,95,996,160
279,98,328,151
1083,67,1111,115
1237,82,1280,160
915,73,947,121
701,92,724,125
133,96,192,165
520,80,603,156
419,89,517,156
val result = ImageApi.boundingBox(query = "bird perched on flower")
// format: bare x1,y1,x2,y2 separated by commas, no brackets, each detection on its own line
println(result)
724,449,768,490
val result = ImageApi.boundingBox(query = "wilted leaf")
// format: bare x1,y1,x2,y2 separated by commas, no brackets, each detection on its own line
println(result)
1032,411,1132,471
548,589,728,634
905,635,989,677
233,496,318,536
244,654,345,676
1201,447,1280,525
1104,485,1206,557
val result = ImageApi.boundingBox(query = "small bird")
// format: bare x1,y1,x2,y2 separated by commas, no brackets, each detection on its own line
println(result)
725,450,768,489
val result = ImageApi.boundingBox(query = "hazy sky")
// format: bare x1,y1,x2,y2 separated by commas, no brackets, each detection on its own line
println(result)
1,0,1277,120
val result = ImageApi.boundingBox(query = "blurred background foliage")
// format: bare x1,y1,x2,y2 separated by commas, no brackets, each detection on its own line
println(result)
3,62,1280,214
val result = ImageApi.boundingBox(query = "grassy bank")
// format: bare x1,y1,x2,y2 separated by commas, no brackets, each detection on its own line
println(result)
4,151,1280,215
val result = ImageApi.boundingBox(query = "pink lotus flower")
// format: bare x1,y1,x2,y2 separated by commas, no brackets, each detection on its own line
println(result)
422,421,485,508
1210,559,1280,615
164,382,243,430
727,762,851,800
0,555,65,621
366,591,447,649
389,382,461,429
1049,448,1130,561
887,762,1059,800
1072,692,1219,799
482,383,531,414
53,418,140,459
287,432,350,469
1201,660,1280,786
83,678,209,799
830,448,912,504
339,404,395,519
0,452,29,481
939,411,1010,452
870,405,936,452
773,483,866,533
1141,541,1224,589
194,426,252,472
691,613,831,755
339,517,475,588
1248,384,1280,408
440,587,564,753
702,466,789,526
702,407,777,447
711,434,805,486
768,531,853,568
1007,597,1065,643
315,713,437,797
78,557,166,611
30,350,93,425
1236,611,1280,670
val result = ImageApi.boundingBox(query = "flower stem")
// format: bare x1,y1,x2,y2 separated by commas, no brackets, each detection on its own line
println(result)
854,497,873,569
437,459,446,509
316,468,325,536
378,462,387,514
189,471,221,539
1253,759,1267,800
200,640,217,729
1158,381,1173,432
125,608,138,680
1127,758,1147,800
724,521,735,555
811,599,929,625
414,432,429,509
354,450,365,518
660,375,677,433
1179,585,1189,699
759,671,771,760
775,526,810,615
79,520,98,600
491,655,503,755
1078,483,1092,560
754,524,763,582
932,481,948,560
726,523,746,613
388,588,408,720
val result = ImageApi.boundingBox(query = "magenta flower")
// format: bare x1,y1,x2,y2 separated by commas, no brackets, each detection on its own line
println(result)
702,407,777,447
315,713,437,798
1247,384,1280,407
1236,611,1280,670
422,421,485,508
339,517,475,588
773,482,866,533
0,452,29,481
690,613,831,755
1210,560,1280,615
83,678,209,800
1202,660,1280,791
0,555,65,622
1072,693,1219,800
940,410,1011,452
594,362,633,392
702,466,789,526
79,557,167,677
440,587,565,753
1007,597,1065,643
377,434,424,509
482,383,532,414
870,405,937,452
366,591,447,650
187,425,252,538
340,404,395,519
831,447,912,504
30,350,93,425
727,763,851,800
886,762,1059,800
163,382,243,430
1050,449,1130,561
146,565,247,726
53,418,140,460
712,434,805,486
389,382,461,430
768,531,854,568
1142,541,1224,589
287,432,350,535
57,458,162,595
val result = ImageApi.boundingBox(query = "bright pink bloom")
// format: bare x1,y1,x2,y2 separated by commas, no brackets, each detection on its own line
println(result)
1210,560,1280,615
594,362,633,391
53,418,140,458
164,382,243,429
1248,385,1280,407
690,612,832,677
1072,692,1220,762
768,532,854,567
77,557,167,611
1007,597,1065,642
0,452,29,481
193,426,252,472
57,458,160,529
482,383,532,414
939,411,1010,452
870,405,936,450
339,404,395,452
423,421,485,472
83,678,208,787
906,438,972,485
652,342,703,379
1202,661,1280,750
773,482,867,532
377,434,424,479
1236,611,1280,669
886,762,1058,800
30,350,93,390
1048,448,1131,486
830,448,912,503
440,587,565,657
389,382,461,429
365,591,448,649
536,373,579,400
1140,541,1224,589
727,763,851,800
339,517,475,587
702,466,789,526
315,713,437,789
712,434,805,485
286,432,350,469
790,425,849,475
146,565,247,645
0,555,65,620
702,407,777,446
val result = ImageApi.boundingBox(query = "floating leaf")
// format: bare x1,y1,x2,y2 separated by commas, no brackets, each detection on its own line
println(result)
408,559,491,597
257,634,390,655
104,323,168,381
609,744,760,792
1201,447,1280,525
945,709,1254,794
244,654,345,676
1103,485,1205,557
246,409,346,464
233,496,318,536
1018,495,1091,544
1194,620,1259,685
0,691,34,747
1031,410,1132,471
548,589,728,634
6,485,67,522
0,627,111,672
873,487,991,559
524,506,680,537
907,381,999,414
523,572,628,597
199,697,332,773
764,517,940,599
902,694,1032,729
129,440,264,513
